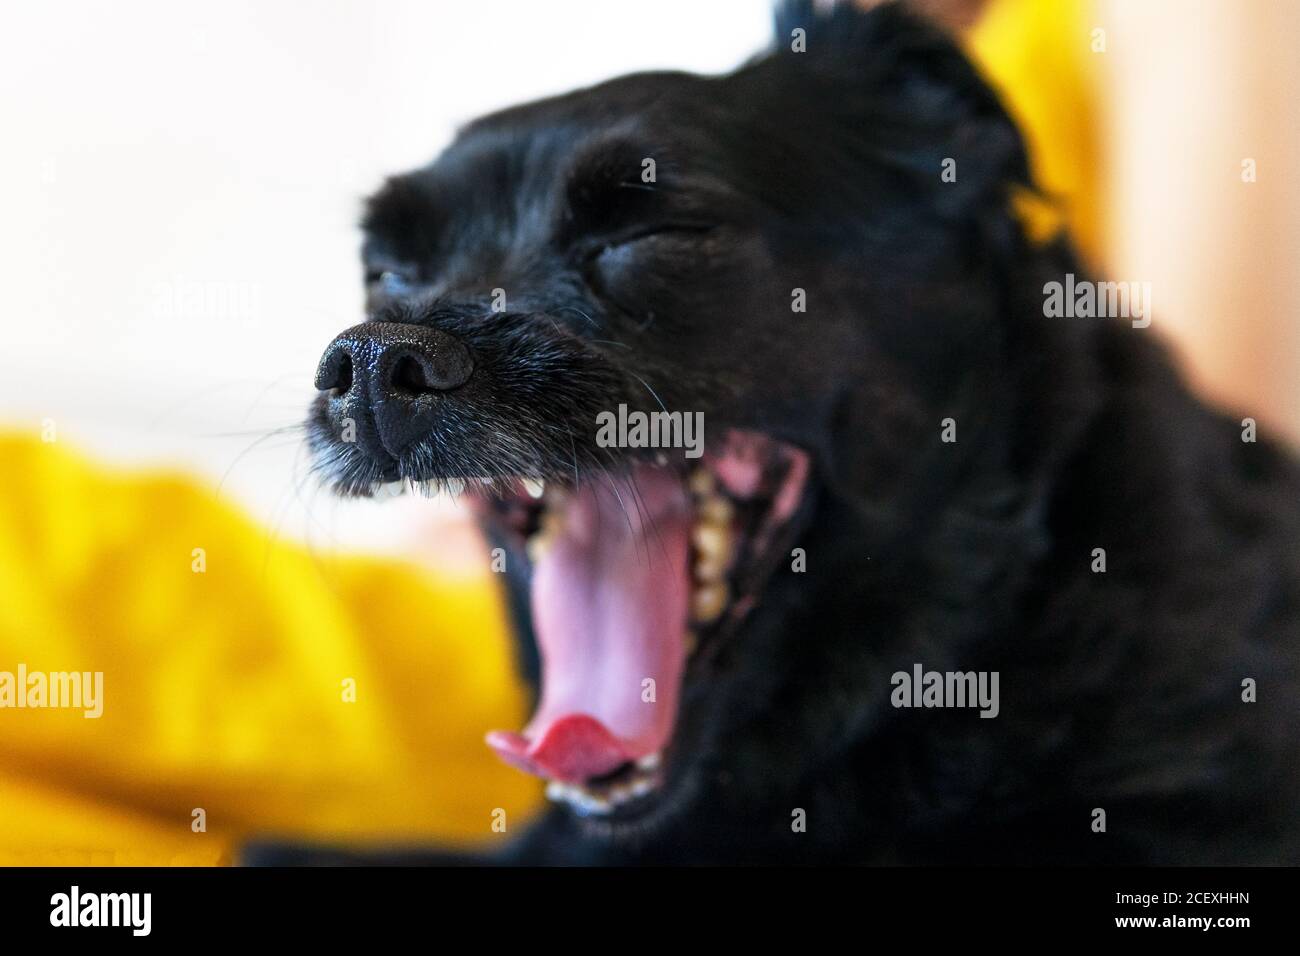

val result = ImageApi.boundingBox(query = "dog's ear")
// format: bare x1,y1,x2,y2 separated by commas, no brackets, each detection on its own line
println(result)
763,3,1033,528
772,0,1032,220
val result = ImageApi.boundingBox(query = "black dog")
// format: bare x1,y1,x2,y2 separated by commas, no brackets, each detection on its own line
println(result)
270,1,1300,864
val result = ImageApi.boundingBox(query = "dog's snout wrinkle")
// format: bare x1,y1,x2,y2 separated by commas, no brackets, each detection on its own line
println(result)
315,321,475,458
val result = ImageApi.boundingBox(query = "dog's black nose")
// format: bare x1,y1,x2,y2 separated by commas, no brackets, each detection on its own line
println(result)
315,321,474,457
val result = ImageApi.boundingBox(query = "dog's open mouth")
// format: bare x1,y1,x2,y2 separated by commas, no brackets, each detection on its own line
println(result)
373,430,810,819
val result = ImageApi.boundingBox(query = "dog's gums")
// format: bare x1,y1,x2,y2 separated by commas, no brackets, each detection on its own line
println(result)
366,432,810,820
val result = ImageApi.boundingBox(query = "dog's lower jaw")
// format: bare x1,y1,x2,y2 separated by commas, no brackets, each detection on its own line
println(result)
469,434,815,830
479,490,881,862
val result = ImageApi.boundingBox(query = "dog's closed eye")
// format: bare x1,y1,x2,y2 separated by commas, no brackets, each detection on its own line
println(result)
582,224,720,324
563,141,718,288
583,221,716,260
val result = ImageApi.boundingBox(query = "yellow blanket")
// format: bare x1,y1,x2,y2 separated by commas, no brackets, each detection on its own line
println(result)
0,433,541,864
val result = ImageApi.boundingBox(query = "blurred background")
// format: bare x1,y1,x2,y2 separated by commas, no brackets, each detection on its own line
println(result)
0,0,1297,864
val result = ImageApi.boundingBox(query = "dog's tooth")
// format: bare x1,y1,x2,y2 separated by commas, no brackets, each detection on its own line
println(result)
693,551,730,584
691,505,733,586
571,787,611,815
636,752,661,771
526,510,563,563
691,582,728,624
699,493,733,525
688,468,715,498
546,781,567,803
523,478,545,499
692,523,733,581
630,778,655,798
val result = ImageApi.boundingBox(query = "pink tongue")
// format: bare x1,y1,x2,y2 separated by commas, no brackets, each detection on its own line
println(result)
486,466,692,783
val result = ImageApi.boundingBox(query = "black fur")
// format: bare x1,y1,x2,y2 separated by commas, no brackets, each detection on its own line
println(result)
276,1,1300,864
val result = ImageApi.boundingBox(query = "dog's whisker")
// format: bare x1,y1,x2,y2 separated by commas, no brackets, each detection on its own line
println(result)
628,373,669,416
200,424,305,440
239,373,310,425
552,305,600,327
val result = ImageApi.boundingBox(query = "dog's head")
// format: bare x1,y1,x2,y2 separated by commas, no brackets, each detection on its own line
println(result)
306,2,1038,840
